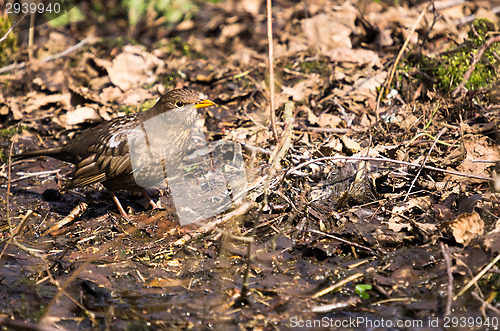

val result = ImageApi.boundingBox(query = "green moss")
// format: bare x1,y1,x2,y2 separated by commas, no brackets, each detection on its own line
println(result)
0,127,19,137
124,0,198,27
0,14,18,66
119,98,157,114
402,18,499,93
157,36,205,59
163,69,185,88
298,60,332,75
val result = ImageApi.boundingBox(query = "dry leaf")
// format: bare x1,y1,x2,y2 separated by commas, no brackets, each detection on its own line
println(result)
341,135,361,153
318,113,343,128
107,45,161,91
147,278,191,288
281,74,320,102
301,5,356,53
323,137,343,153
446,212,484,246
325,48,381,66
458,137,500,181
24,92,72,114
65,106,102,126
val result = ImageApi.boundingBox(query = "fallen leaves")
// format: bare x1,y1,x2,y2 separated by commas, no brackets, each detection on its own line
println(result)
107,45,162,91
442,212,485,246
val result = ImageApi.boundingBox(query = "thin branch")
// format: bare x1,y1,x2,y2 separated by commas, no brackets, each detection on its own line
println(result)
454,254,500,300
306,229,382,255
266,0,278,141
471,291,500,316
0,13,28,44
440,241,453,316
376,7,427,115
0,37,95,74
404,128,446,201
286,155,493,182
312,273,364,298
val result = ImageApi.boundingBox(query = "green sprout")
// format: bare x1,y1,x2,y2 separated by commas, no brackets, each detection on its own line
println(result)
355,284,372,299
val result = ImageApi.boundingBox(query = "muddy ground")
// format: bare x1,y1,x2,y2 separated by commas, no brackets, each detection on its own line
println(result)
0,0,499,330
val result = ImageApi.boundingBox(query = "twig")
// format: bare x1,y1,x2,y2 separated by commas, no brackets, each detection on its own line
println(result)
0,13,28,44
454,254,500,300
440,241,453,316
266,0,278,141
6,130,15,236
306,229,382,255
286,155,493,182
0,133,45,260
42,37,95,62
237,141,273,155
167,201,257,250
455,6,500,26
11,169,61,183
312,272,364,298
44,203,88,235
452,34,500,97
28,12,35,60
471,291,500,316
0,37,95,74
276,121,351,134
376,7,428,115
404,128,447,201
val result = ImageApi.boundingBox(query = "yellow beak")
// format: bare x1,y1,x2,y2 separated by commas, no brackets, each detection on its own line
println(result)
195,99,216,109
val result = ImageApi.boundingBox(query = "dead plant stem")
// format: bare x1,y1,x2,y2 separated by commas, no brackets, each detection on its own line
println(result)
266,0,278,141
0,13,28,44
404,127,447,201
376,7,427,115
287,155,493,182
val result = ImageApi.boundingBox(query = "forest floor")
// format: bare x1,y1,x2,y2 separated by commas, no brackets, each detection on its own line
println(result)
0,0,499,330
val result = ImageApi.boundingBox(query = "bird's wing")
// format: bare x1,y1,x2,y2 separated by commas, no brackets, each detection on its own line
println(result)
66,116,142,189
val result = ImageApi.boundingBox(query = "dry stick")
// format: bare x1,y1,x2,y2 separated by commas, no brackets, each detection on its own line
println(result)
237,141,273,155
41,256,94,322
440,241,453,317
167,201,257,249
471,291,500,316
1,135,44,261
286,155,493,182
266,0,278,141
404,127,447,201
0,13,28,44
28,12,35,60
375,7,428,115
452,34,500,97
240,103,295,298
0,36,95,74
312,273,364,299
454,254,500,300
5,136,15,236
44,203,88,235
455,6,500,26
306,229,381,255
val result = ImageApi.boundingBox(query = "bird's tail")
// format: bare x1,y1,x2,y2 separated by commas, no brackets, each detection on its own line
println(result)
13,147,66,162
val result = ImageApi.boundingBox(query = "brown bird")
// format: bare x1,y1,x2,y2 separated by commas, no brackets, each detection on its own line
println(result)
14,88,216,216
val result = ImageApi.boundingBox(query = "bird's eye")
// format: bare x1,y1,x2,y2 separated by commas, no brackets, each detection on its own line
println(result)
175,101,184,107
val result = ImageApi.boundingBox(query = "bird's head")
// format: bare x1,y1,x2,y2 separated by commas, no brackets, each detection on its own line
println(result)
156,88,215,112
